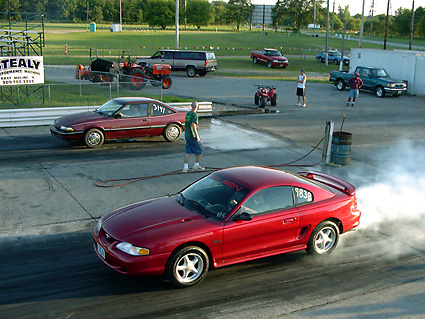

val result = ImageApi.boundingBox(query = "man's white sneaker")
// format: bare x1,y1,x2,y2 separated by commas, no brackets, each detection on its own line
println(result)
302,104,307,107
182,168,190,173
192,165,205,171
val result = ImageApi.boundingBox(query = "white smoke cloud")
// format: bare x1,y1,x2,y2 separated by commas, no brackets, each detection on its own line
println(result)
356,140,425,250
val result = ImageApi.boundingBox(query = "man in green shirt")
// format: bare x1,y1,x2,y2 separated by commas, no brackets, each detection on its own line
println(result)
183,101,205,172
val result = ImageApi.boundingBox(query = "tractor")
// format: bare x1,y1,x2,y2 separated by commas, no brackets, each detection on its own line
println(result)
75,49,172,91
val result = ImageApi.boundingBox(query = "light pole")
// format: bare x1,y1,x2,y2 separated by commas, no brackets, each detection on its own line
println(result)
359,0,365,47
325,0,329,65
175,0,179,49
120,0,122,31
384,0,390,49
313,0,316,35
409,0,415,50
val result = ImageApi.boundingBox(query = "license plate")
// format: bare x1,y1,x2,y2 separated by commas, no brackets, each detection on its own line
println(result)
398,91,402,94
97,243,106,259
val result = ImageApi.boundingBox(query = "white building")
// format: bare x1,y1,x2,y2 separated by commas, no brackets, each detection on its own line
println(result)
350,48,425,96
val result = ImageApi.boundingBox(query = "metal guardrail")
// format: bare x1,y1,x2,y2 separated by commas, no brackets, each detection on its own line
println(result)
0,102,212,128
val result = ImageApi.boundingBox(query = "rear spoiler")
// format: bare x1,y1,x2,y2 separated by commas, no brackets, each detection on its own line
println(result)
297,171,356,196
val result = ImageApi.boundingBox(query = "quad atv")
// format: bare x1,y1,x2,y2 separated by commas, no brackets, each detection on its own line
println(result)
254,85,277,108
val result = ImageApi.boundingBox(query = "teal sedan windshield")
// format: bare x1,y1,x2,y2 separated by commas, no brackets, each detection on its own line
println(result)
96,100,125,116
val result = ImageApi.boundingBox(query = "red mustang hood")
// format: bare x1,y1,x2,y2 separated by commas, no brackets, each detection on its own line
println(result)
55,111,106,126
102,197,203,240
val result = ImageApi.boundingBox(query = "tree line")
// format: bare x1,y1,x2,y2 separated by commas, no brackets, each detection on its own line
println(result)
1,0,424,37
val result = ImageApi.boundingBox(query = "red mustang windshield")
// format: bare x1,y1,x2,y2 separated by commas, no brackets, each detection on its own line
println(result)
177,173,248,221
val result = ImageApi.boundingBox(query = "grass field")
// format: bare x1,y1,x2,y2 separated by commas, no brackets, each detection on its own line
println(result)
3,23,423,108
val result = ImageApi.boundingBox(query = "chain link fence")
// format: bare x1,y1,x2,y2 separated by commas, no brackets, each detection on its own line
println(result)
1,67,170,108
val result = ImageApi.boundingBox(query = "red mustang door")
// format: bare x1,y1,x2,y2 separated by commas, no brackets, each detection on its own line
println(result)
222,186,300,265
107,102,151,139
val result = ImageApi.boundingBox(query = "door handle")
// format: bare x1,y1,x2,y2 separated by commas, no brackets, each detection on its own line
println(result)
141,119,148,122
283,218,296,224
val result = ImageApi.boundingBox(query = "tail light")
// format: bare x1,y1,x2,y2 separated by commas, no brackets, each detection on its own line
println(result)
351,198,361,217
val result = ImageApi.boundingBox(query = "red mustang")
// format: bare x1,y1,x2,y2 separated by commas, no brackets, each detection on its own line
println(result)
50,97,187,148
92,166,361,287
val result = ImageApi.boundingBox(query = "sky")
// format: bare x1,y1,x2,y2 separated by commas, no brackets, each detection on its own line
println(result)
251,0,425,16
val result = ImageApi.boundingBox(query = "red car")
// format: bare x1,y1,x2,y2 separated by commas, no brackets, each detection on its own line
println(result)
92,166,361,288
50,97,187,148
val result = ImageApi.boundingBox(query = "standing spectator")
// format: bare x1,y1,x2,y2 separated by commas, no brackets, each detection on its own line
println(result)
347,73,363,107
182,101,205,173
296,69,307,107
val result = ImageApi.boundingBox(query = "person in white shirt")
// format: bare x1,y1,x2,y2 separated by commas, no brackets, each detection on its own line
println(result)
296,69,307,107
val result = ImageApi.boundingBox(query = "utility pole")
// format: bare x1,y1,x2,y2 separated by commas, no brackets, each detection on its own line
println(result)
339,19,346,72
384,0,390,49
119,0,122,31
359,0,365,47
409,0,415,50
184,0,187,31
86,3,90,32
369,0,375,37
175,0,179,49
325,0,329,65
313,0,316,35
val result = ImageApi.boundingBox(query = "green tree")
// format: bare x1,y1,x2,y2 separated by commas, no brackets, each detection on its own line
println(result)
414,6,425,36
273,0,323,30
212,0,227,25
144,0,174,28
187,0,213,29
0,0,21,20
225,0,252,31
393,7,412,36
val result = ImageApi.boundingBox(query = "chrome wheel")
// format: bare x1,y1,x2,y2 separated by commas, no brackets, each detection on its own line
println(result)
84,128,104,148
336,79,346,91
175,253,204,284
307,221,339,255
167,246,209,288
375,86,385,98
313,226,337,254
163,124,181,142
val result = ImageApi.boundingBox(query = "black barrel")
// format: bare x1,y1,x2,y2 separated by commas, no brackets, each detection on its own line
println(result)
331,132,352,165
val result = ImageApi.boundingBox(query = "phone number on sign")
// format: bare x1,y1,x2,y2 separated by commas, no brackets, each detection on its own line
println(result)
1,79,35,85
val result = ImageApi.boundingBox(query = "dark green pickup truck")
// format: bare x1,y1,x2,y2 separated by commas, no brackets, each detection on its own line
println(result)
329,66,408,97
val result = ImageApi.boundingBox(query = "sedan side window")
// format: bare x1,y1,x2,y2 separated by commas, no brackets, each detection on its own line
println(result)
242,186,294,215
152,103,173,116
119,104,148,118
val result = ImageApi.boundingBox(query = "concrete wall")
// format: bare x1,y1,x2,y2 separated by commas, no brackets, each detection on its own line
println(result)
0,102,212,128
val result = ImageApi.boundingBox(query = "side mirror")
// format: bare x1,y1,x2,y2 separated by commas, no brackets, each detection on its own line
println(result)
114,113,122,118
234,212,252,221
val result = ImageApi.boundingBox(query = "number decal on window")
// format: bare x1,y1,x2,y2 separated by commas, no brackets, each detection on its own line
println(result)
294,188,312,202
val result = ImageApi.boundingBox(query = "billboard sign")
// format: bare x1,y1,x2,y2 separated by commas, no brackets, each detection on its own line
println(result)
0,56,44,86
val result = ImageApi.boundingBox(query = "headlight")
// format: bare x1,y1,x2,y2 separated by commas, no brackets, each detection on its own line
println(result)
116,242,150,256
388,83,394,88
95,218,102,232
59,125,74,132
273,60,279,63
